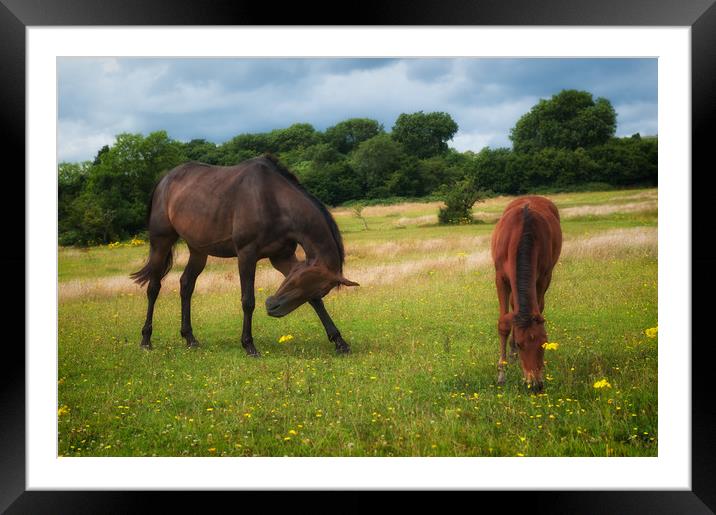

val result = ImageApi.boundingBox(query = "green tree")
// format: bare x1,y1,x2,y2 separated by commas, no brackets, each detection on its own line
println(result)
588,135,657,185
470,147,518,194
391,111,458,159
325,118,384,154
219,133,271,165
350,134,406,198
302,160,362,206
510,90,616,153
182,138,221,164
268,123,322,152
58,161,92,244
84,131,186,241
280,142,343,172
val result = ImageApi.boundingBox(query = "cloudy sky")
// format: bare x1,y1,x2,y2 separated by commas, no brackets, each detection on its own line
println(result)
58,58,657,163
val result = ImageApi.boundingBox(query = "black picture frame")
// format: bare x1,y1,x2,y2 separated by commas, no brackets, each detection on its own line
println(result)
4,0,715,512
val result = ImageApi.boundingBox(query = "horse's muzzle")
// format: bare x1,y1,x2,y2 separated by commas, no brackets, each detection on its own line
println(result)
265,296,286,318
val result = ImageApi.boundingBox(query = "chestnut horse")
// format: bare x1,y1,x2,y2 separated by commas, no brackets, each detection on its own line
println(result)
491,196,562,391
130,154,359,355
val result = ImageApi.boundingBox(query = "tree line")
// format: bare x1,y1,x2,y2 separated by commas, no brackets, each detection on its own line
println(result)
58,89,657,245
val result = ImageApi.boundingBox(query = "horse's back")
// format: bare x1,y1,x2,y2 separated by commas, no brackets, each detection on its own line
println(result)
492,195,562,269
152,161,262,252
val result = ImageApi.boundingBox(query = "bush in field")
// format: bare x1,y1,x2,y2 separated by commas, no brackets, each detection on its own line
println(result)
438,179,485,225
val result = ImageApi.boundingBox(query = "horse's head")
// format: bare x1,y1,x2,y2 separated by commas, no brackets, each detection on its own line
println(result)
512,314,547,392
265,262,359,317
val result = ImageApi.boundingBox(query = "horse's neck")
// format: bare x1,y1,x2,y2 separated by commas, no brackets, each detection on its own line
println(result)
291,206,341,272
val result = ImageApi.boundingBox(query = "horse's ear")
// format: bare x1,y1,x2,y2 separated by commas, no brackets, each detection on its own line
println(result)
338,276,360,287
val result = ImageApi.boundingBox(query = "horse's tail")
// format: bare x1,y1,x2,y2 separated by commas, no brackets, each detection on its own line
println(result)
130,248,174,287
129,179,175,287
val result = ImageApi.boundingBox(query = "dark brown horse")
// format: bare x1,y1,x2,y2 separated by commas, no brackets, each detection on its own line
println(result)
130,154,359,355
491,196,562,391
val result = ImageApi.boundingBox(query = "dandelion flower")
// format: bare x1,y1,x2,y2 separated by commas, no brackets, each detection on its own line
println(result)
542,342,559,350
593,378,612,389
278,335,294,344
645,326,658,338
58,405,70,417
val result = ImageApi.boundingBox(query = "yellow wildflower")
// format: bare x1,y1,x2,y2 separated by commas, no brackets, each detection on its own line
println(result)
593,378,612,389
542,342,559,350
645,326,658,338
58,405,70,417
278,334,294,344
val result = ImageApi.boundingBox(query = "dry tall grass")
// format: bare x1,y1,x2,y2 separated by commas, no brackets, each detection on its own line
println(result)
59,227,656,301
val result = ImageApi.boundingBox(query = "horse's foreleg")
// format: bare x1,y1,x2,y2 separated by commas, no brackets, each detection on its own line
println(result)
269,254,351,354
180,251,207,347
507,296,518,362
238,251,260,357
309,299,350,354
496,275,512,386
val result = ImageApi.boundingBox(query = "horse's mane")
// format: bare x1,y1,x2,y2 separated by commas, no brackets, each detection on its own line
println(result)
258,153,345,272
514,204,534,328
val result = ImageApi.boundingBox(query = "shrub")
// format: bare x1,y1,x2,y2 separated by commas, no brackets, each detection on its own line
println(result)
438,179,485,225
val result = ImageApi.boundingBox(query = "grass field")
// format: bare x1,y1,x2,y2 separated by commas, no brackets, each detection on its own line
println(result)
58,188,658,457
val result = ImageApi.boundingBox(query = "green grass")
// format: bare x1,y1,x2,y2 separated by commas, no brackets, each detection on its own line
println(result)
58,189,658,457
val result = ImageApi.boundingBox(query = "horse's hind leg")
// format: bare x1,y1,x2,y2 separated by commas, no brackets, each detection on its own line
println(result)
270,254,350,354
139,235,177,349
180,250,207,348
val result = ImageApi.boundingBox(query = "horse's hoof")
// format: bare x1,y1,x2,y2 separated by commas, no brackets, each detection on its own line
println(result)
245,347,261,358
336,345,351,355
186,340,200,349
140,343,153,351
497,370,506,386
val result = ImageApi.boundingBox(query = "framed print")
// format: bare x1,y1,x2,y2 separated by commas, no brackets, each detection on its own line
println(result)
4,0,716,512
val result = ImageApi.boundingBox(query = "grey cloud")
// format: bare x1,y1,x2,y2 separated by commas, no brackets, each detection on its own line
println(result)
58,57,658,162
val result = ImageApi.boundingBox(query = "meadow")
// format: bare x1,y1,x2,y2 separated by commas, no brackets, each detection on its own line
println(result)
58,188,658,457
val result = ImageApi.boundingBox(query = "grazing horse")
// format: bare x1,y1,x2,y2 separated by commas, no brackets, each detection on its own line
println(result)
491,196,562,391
130,154,359,355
